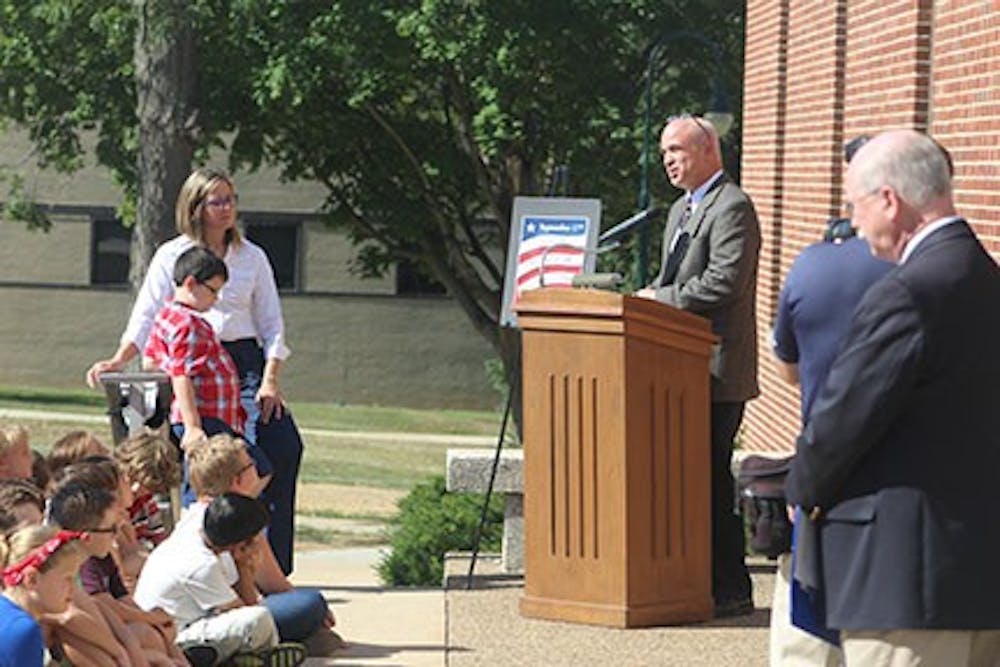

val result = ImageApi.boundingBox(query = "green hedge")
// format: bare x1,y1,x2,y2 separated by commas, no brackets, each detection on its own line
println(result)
377,475,503,586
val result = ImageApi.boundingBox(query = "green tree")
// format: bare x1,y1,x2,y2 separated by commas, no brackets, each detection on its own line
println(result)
0,0,743,409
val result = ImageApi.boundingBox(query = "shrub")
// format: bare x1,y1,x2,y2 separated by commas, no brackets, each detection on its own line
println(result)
377,475,503,586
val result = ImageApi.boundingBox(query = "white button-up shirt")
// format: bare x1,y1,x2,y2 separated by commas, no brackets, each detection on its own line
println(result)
122,235,291,361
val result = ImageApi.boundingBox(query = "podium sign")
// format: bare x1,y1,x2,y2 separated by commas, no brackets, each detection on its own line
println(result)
515,288,716,627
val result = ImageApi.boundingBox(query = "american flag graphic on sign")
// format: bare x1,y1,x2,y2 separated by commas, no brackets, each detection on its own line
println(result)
513,216,589,305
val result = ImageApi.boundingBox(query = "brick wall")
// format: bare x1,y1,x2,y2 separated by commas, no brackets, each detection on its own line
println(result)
740,0,995,453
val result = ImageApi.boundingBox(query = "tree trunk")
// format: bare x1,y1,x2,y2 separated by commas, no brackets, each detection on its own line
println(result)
131,0,196,291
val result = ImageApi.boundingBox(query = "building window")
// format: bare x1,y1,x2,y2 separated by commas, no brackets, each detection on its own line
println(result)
243,220,300,290
396,259,447,296
91,218,131,285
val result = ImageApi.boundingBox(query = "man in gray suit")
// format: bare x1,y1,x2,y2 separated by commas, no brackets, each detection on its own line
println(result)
637,115,761,616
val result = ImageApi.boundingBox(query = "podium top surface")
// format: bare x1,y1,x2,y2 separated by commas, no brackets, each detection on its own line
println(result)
514,288,717,346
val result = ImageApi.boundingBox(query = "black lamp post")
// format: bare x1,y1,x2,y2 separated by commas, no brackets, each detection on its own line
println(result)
634,31,734,287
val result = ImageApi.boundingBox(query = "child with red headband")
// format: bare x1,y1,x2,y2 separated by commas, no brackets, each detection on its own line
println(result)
0,526,86,667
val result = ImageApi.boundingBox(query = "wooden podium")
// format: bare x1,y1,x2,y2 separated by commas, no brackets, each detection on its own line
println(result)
515,288,716,627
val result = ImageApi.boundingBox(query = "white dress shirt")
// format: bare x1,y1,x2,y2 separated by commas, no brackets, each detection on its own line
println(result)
899,216,962,264
122,235,291,361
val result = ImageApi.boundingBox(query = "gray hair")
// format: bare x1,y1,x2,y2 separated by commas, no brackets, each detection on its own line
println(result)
852,131,952,210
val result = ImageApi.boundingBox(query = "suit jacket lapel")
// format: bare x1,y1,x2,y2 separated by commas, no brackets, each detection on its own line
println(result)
687,175,729,240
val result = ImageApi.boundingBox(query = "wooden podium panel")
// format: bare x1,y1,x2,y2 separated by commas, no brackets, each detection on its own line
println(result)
515,289,715,627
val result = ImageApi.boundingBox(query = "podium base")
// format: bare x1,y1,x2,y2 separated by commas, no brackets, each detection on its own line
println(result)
519,593,713,628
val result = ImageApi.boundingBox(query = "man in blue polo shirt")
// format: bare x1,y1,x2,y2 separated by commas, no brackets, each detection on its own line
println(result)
768,135,893,666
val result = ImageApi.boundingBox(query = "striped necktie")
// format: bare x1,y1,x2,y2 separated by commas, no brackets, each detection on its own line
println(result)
661,201,693,285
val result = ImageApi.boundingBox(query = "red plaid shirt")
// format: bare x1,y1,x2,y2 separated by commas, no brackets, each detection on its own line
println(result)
144,299,244,433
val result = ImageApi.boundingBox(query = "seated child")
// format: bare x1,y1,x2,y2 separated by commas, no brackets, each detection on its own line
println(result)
0,526,87,667
0,479,45,534
134,492,306,666
47,430,110,480
114,432,181,548
30,450,51,494
185,434,336,646
0,424,33,480
142,245,271,502
49,477,184,667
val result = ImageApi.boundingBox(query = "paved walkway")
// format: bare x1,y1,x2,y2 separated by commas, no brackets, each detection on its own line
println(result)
292,548,774,666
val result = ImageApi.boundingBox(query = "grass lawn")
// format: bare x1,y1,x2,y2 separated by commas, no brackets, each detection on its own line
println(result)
1,384,503,547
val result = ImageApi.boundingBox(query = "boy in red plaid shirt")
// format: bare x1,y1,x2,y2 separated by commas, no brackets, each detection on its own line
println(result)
144,246,272,505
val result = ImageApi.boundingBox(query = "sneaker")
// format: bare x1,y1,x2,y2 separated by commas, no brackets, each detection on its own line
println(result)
229,642,307,667
182,643,219,667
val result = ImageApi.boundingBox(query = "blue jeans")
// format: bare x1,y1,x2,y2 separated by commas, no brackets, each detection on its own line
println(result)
223,339,304,575
261,588,328,642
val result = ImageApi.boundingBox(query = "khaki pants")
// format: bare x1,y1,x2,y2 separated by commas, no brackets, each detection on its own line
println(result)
770,552,842,667
178,605,279,663
842,629,1000,667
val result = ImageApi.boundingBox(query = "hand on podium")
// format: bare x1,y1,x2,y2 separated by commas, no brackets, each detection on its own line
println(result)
634,287,656,300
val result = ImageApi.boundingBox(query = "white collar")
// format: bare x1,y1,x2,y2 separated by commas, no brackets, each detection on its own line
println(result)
900,216,961,264
688,170,724,209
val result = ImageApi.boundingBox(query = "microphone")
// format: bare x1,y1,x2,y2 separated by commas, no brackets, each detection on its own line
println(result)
571,272,623,289
538,243,621,289
598,207,666,245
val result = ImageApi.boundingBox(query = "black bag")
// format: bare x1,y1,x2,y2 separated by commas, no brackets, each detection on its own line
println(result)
736,454,793,559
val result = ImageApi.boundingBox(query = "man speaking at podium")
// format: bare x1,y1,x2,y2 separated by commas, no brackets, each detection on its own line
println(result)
636,115,761,618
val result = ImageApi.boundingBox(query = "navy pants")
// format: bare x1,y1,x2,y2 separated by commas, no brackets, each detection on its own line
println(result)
223,339,304,576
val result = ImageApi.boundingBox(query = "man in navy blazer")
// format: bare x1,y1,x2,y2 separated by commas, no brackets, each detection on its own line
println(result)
785,130,1000,663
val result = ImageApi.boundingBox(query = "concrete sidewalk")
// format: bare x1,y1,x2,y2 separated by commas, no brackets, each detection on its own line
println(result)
290,548,774,666
290,547,445,666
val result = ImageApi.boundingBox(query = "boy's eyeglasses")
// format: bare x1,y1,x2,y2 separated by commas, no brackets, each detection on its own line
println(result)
199,281,220,297
237,460,256,476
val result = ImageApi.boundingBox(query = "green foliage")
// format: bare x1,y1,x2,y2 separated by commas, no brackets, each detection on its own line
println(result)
0,0,745,374
377,476,503,586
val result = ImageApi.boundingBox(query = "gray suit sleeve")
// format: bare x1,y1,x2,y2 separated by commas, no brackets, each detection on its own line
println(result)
785,276,924,510
654,197,760,313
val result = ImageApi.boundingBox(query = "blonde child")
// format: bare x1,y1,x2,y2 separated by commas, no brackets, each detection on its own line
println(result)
0,526,86,667
47,430,110,479
0,424,33,480
114,432,181,547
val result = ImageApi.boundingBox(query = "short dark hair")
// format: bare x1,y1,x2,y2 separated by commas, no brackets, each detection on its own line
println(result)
844,134,871,164
173,246,228,287
0,479,45,533
203,492,269,548
49,481,117,531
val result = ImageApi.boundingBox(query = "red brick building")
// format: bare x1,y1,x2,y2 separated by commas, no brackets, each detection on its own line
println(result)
740,0,1000,453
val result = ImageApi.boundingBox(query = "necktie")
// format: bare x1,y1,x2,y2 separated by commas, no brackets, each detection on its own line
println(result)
661,201,693,285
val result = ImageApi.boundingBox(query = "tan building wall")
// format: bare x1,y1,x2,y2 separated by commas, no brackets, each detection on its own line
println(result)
0,286,496,408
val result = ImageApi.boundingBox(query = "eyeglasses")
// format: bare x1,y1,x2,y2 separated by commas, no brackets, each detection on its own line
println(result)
237,460,256,476
88,523,119,535
204,194,238,209
665,113,714,145
199,281,221,297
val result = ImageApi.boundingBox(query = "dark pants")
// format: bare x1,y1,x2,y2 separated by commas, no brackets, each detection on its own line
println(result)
223,339,304,576
711,401,752,604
